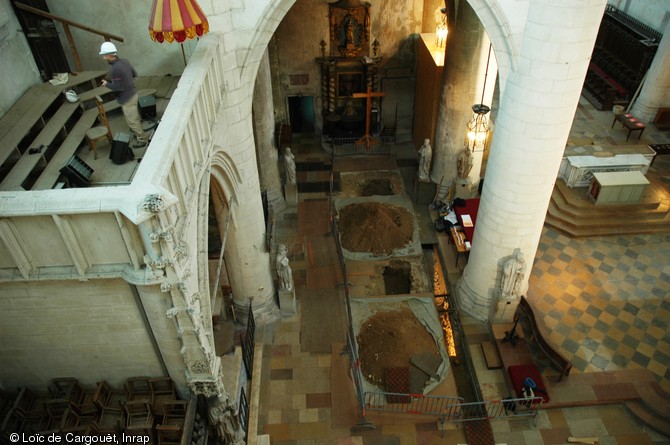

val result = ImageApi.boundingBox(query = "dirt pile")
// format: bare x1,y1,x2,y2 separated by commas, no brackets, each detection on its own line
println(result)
357,307,440,388
338,202,413,255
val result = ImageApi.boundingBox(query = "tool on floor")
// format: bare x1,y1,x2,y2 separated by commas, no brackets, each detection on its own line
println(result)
567,437,599,444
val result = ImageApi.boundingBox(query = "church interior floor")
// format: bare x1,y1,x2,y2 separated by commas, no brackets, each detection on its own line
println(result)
256,102,670,444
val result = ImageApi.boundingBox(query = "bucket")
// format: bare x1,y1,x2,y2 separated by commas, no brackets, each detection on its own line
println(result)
612,105,624,115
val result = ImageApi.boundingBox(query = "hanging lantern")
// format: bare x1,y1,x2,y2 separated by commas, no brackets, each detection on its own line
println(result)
149,0,209,44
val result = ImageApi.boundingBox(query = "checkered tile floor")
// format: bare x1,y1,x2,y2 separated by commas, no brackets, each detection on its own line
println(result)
530,227,670,380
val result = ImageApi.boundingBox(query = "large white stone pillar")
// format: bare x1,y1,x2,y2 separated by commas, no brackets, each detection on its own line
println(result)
431,1,486,193
253,49,286,214
212,83,280,326
456,0,608,320
630,20,670,123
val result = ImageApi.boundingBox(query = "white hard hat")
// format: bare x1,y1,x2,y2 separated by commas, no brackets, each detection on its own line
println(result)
99,42,118,55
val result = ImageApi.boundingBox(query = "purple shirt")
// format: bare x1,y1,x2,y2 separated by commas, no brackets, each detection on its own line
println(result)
106,58,138,104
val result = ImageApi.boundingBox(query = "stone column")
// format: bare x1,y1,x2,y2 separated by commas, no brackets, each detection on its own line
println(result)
253,48,286,214
430,1,486,197
456,0,608,320
630,20,670,123
222,190,280,326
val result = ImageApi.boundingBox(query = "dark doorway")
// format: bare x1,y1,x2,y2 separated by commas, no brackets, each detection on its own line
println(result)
288,96,315,134
11,0,70,80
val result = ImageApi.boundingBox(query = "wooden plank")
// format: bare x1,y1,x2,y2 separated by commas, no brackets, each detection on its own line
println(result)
32,101,121,190
155,76,175,99
77,86,115,104
481,341,502,369
0,102,80,190
0,71,107,167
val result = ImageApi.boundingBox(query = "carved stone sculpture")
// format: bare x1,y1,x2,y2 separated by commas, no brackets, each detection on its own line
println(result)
284,147,296,185
457,149,474,180
208,396,245,445
418,138,432,182
276,244,293,292
501,250,526,301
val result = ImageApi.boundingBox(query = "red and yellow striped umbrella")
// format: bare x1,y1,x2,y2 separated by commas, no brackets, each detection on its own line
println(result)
149,0,209,44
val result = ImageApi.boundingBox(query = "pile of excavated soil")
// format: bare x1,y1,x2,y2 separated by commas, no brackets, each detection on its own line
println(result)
338,202,413,255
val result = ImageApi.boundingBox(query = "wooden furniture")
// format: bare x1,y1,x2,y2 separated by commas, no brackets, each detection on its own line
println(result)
148,377,176,416
85,96,113,159
588,171,649,205
583,5,660,110
125,377,153,405
92,381,126,412
449,227,469,267
516,297,572,381
612,113,646,141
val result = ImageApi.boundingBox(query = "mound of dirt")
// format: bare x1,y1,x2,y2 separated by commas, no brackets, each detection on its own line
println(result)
338,202,413,255
357,307,440,388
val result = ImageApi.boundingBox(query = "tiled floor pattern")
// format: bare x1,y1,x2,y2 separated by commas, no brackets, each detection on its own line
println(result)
530,228,670,381
257,102,670,443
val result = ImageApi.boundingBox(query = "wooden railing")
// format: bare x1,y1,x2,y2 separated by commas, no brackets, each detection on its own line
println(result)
13,2,124,72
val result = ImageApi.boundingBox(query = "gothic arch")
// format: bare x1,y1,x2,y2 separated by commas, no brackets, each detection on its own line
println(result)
467,0,521,97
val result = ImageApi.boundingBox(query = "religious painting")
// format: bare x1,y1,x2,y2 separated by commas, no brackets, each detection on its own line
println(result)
337,72,364,98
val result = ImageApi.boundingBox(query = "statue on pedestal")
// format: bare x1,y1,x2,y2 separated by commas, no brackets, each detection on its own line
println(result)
457,149,473,180
208,396,245,445
276,244,293,292
501,250,526,301
284,147,296,185
418,138,432,182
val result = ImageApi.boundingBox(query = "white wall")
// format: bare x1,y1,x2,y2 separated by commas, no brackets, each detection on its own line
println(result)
0,0,41,118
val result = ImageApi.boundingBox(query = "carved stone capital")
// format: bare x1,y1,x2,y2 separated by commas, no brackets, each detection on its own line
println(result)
142,194,165,213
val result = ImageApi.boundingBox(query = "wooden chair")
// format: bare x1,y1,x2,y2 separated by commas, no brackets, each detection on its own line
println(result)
92,381,126,413
85,96,113,159
123,401,154,443
156,401,187,445
148,377,176,416
91,406,124,435
125,377,153,405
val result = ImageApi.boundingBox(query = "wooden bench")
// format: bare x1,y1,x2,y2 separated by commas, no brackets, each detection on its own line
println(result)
612,113,646,141
0,102,80,190
0,71,106,168
32,100,120,190
516,296,572,381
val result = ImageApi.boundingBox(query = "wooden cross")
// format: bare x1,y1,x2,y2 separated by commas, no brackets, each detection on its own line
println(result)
352,86,385,150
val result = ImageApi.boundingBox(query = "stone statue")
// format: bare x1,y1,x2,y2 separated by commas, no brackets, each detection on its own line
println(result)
501,250,526,301
276,244,293,292
284,147,296,185
457,149,473,180
208,396,245,445
418,138,432,182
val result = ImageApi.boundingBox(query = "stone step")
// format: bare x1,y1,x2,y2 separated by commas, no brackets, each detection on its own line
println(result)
625,400,670,437
545,179,670,237
637,381,670,420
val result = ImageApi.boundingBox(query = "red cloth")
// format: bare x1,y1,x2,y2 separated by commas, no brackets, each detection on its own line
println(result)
508,364,550,403
454,198,480,242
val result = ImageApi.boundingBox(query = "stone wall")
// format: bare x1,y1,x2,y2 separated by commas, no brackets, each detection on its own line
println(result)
0,278,165,389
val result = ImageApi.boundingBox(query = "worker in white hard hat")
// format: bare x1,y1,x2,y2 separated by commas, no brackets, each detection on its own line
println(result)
99,41,149,148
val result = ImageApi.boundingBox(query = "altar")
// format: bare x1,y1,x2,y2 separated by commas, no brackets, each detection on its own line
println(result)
558,145,655,188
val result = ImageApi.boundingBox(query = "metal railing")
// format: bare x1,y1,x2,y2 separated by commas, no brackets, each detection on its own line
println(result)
331,137,390,156
241,301,255,379
239,386,249,440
